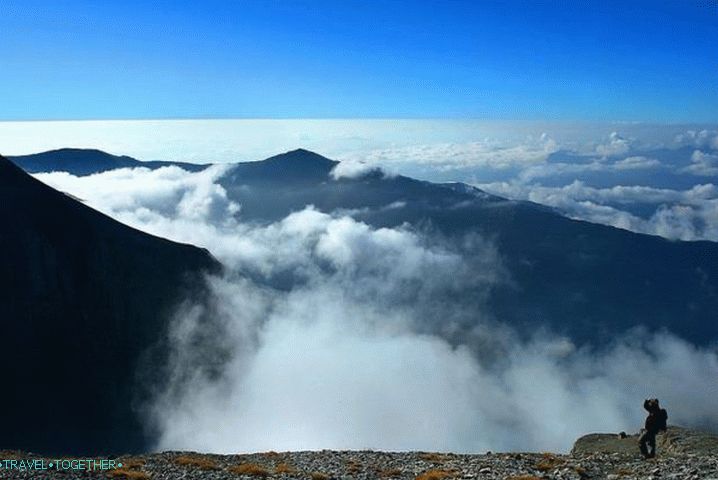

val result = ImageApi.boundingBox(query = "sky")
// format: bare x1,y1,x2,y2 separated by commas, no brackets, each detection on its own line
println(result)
1,0,717,121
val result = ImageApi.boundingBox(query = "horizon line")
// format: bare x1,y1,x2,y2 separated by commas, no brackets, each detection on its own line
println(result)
0,117,716,126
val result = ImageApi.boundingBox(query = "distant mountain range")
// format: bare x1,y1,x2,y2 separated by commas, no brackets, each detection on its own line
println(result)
12,148,718,346
219,149,718,346
3,147,718,454
0,154,219,454
9,148,209,176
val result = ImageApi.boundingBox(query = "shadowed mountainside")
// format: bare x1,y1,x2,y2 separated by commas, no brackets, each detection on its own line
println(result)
0,155,219,455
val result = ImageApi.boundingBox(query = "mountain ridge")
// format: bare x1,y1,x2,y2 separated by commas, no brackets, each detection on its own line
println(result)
9,147,210,176
8,148,718,347
0,154,220,455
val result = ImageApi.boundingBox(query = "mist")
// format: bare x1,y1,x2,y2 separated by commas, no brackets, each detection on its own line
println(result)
34,166,718,454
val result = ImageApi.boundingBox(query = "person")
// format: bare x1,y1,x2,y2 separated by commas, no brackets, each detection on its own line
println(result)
639,398,668,458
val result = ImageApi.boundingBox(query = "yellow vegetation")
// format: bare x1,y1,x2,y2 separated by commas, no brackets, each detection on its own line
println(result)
174,455,219,470
274,462,297,474
415,469,456,480
536,453,563,472
107,469,151,480
228,463,270,477
418,453,448,463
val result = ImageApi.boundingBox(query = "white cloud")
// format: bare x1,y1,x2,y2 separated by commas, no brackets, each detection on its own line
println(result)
477,180,718,241
683,150,718,177
613,156,662,170
337,135,559,172
330,161,391,180
674,129,718,149
596,132,632,157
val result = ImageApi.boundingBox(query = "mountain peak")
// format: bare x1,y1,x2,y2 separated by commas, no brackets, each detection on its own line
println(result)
263,148,338,166
223,149,340,183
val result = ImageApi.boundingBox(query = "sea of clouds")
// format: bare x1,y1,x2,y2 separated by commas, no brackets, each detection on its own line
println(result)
7,120,718,240
33,157,718,454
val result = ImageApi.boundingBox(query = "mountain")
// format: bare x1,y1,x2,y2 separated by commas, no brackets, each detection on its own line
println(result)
9,148,210,176
10,146,718,346
0,155,220,455
219,149,718,346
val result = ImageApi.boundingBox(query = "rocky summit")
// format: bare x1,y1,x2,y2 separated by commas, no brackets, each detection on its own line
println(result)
0,428,715,480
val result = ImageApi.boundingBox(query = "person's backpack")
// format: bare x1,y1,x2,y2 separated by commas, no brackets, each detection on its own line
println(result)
657,408,668,432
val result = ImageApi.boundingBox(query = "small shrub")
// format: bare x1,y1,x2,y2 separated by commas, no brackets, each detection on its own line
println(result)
275,462,297,474
228,463,270,477
310,472,330,480
418,453,447,463
536,453,563,472
175,455,219,471
506,476,541,480
346,460,362,474
108,469,151,480
120,458,146,469
415,469,455,480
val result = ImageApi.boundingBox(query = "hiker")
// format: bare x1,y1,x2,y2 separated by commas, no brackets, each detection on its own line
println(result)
639,398,668,458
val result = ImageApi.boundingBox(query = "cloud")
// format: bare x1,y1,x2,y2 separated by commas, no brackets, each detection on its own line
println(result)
337,134,559,172
674,129,718,149
155,286,718,454
683,150,718,177
516,156,664,183
30,166,718,455
596,132,632,157
330,161,390,180
476,180,718,241
613,156,662,170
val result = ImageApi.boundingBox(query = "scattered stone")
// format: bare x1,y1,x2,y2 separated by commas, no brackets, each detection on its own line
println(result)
0,427,715,480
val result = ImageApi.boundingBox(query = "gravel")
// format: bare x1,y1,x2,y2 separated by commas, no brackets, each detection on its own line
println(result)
1,428,716,479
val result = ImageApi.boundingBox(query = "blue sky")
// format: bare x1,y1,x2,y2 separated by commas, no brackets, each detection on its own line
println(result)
1,0,716,121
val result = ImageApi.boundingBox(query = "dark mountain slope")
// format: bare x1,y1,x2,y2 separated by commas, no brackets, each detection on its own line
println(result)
0,155,219,455
10,148,209,176
220,150,718,345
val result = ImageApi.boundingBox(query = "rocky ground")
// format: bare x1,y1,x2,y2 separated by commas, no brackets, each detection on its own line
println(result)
1,428,715,479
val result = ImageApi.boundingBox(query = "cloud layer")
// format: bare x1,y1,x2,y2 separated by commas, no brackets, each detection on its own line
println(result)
33,165,718,454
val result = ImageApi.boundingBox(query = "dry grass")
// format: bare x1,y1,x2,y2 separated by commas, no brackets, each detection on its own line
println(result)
107,469,151,480
274,462,297,475
415,469,456,480
0,451,22,459
107,458,149,480
228,463,270,477
535,452,563,472
310,472,330,480
346,459,362,474
174,455,219,471
418,453,448,463
119,458,146,469
574,465,588,476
